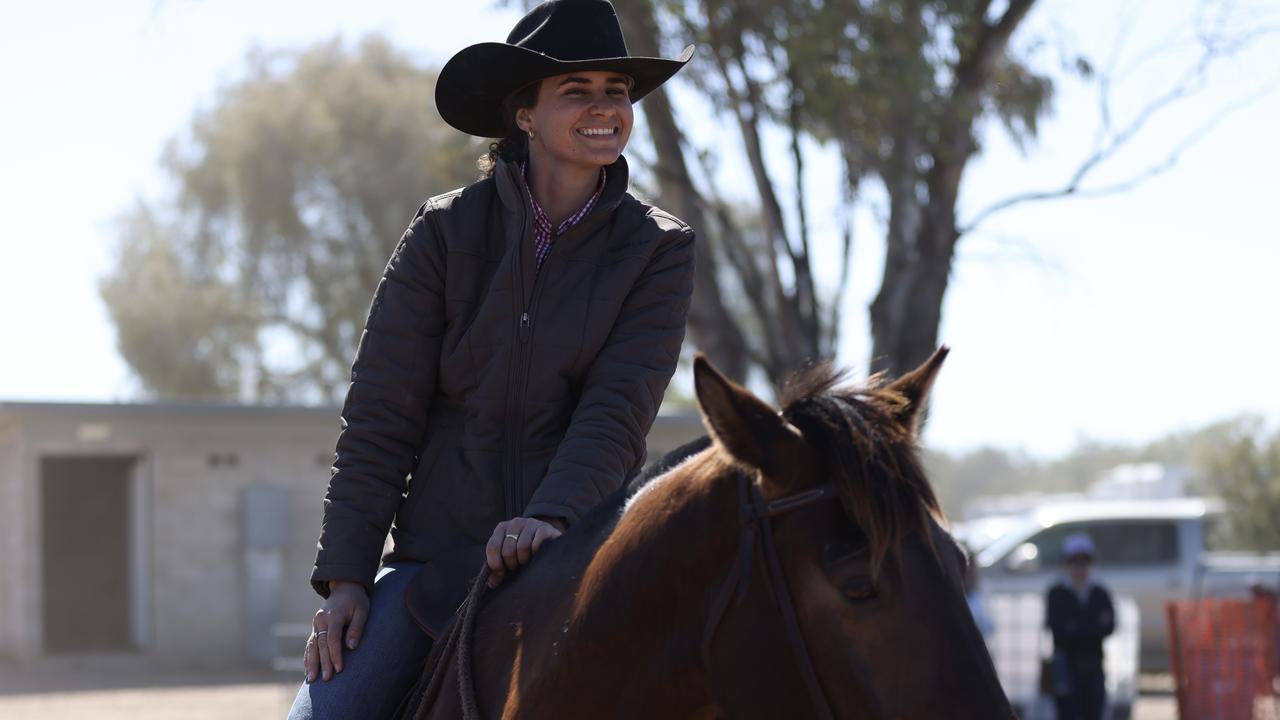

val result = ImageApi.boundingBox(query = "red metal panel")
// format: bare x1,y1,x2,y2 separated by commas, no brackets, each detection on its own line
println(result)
1166,597,1279,719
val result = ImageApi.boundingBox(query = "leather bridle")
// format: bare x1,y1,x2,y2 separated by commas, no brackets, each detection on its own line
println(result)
701,470,844,720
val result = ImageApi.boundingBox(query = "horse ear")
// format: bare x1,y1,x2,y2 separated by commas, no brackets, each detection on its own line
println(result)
693,353,803,476
885,345,949,434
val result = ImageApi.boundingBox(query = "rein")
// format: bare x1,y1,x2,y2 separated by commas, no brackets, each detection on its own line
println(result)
400,566,489,720
701,470,842,720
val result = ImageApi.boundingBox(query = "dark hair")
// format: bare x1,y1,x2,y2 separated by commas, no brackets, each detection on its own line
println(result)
478,81,542,178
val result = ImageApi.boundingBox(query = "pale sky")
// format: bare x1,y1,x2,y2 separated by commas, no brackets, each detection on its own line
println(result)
1,0,1277,458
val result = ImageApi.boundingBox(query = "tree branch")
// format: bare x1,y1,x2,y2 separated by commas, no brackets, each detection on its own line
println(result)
963,50,1280,234
825,216,855,355
954,0,1039,99
787,62,821,355
701,2,812,368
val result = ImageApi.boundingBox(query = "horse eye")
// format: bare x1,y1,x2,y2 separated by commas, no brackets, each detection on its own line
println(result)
841,577,877,602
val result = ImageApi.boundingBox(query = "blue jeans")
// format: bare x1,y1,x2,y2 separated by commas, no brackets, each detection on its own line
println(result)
287,562,433,720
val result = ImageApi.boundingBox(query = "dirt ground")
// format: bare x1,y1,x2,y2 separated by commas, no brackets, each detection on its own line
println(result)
0,664,1179,719
0,680,298,719
0,663,300,720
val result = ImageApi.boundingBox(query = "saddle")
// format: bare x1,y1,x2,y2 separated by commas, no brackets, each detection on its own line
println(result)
404,544,489,639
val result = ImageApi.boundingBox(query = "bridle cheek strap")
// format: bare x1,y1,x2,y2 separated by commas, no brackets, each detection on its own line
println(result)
702,471,839,720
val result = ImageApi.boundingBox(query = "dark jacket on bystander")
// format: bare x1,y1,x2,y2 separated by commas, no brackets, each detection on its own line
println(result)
1047,580,1116,674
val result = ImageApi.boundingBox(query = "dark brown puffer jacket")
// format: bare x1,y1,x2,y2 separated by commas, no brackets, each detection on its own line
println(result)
310,156,694,596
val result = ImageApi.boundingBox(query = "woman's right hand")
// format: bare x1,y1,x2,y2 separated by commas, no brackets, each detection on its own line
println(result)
303,581,369,682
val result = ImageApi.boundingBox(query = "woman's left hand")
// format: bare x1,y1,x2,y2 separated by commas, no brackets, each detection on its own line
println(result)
486,516,565,588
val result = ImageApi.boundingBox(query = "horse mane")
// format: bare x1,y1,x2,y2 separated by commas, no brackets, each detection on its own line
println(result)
779,362,942,576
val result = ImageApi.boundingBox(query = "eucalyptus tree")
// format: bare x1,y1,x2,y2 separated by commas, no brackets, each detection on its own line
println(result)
102,37,485,400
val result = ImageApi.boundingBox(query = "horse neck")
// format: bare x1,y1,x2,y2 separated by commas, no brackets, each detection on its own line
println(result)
577,472,740,637
508,465,742,713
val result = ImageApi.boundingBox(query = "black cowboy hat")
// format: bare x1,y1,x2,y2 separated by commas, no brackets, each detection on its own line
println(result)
435,0,694,138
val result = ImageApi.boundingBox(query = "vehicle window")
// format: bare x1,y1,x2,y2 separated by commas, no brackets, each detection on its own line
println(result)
1092,522,1179,565
1022,521,1179,568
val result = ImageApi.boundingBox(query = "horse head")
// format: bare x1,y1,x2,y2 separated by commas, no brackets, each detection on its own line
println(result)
692,348,1013,719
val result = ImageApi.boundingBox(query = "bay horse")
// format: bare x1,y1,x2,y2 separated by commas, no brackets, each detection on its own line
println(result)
403,348,1013,719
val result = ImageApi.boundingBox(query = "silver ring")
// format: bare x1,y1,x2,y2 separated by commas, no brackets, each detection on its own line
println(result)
504,533,520,541
315,629,329,637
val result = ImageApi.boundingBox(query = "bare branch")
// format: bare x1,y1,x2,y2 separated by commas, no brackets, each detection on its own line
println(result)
1095,0,1148,141
700,1,814,367
687,146,786,371
963,64,1280,234
727,47,797,267
957,232,1069,277
708,202,781,365
825,216,856,354
787,64,821,355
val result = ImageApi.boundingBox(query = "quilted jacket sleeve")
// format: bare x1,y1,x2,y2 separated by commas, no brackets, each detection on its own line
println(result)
310,203,446,597
524,226,695,526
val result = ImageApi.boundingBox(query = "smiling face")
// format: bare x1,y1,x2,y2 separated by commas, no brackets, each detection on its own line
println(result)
515,70,634,171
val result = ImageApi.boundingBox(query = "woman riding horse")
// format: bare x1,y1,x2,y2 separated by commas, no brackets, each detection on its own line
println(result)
288,2,695,717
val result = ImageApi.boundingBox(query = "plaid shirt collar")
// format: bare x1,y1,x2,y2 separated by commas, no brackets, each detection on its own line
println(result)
523,162,607,271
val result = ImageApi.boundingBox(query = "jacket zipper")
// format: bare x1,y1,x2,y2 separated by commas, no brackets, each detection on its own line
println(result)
504,254,525,518
509,239,556,515
504,165,552,519
504,164,608,519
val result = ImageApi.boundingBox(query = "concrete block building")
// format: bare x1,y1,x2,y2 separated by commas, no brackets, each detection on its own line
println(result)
0,401,703,666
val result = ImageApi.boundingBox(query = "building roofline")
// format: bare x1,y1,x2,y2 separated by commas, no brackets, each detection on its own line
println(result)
0,399,340,420
0,401,707,424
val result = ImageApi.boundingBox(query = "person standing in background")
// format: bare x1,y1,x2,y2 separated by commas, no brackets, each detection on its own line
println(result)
1046,532,1115,720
